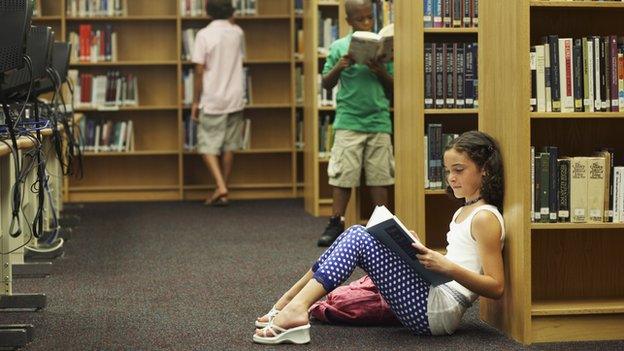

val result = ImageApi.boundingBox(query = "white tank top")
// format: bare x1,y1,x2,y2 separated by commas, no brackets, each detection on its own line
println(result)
427,204,505,335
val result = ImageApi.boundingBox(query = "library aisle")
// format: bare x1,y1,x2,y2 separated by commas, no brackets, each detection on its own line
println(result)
2,200,623,350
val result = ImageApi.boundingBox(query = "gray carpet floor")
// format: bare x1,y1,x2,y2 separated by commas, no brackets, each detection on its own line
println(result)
1,199,623,350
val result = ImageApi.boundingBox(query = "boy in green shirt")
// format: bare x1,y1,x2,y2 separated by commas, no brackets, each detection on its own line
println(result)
317,0,394,246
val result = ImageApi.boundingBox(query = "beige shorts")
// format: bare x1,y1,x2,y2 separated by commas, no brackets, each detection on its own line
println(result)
327,129,395,188
197,110,244,155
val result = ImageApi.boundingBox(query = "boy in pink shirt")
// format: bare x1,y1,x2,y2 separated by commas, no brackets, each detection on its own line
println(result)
191,0,245,206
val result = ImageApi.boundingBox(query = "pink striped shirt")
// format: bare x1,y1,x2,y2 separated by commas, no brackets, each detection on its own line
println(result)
192,20,245,114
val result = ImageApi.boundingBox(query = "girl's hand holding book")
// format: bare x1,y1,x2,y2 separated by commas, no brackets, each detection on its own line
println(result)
412,241,453,275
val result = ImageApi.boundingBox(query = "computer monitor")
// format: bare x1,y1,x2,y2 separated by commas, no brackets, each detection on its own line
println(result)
1,25,54,96
35,42,72,95
0,0,32,74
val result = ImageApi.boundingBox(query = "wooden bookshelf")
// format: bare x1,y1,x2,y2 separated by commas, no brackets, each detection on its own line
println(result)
394,1,479,255
42,0,303,202
476,0,624,344
303,0,350,217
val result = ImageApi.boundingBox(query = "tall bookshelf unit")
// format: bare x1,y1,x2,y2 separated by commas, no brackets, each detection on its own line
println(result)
302,0,394,224
393,1,478,253
303,0,350,217
33,0,303,202
477,0,624,344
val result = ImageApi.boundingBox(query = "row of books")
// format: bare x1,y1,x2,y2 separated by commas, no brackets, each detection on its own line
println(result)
317,74,338,107
318,114,334,156
318,14,339,56
424,0,478,28
530,35,624,113
371,0,395,33
183,115,251,151
531,146,623,223
179,0,258,17
78,117,135,153
424,42,478,109
69,70,139,108
69,24,118,63
182,68,251,106
425,124,458,189
66,0,128,17
181,28,200,61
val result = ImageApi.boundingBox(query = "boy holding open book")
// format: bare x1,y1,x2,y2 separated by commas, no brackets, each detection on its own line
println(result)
317,0,395,247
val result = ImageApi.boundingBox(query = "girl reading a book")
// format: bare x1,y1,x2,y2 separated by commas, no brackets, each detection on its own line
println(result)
253,131,506,344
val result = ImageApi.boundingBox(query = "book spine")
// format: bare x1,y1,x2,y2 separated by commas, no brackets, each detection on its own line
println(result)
455,43,465,109
573,39,583,112
559,38,574,113
619,53,624,111
536,45,545,112
548,35,561,112
424,43,434,109
534,153,542,222
558,159,571,222
570,157,588,223
452,0,461,27
472,0,478,27
531,146,535,222
424,0,433,28
600,36,608,111
547,146,559,222
445,43,455,108
463,0,471,27
435,43,445,109
530,47,537,112
542,40,552,112
539,152,550,223
614,167,623,223
443,0,452,28
610,35,619,111
594,36,602,111
433,0,442,28
464,42,475,108
587,157,606,223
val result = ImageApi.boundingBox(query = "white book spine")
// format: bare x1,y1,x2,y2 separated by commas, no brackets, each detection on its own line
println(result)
536,45,546,112
586,39,595,112
594,37,601,111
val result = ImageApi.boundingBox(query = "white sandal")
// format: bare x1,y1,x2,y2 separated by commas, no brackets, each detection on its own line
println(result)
252,320,311,345
254,307,280,328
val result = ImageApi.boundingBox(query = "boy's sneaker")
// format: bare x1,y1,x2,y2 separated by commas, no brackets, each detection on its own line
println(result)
317,216,344,247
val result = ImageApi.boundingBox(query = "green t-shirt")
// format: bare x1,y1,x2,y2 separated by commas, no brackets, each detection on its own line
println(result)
322,34,394,134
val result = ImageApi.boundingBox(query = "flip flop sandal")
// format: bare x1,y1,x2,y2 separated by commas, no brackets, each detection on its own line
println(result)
252,321,311,345
255,307,280,328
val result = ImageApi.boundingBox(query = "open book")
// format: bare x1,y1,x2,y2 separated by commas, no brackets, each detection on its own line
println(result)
348,23,394,65
366,205,451,286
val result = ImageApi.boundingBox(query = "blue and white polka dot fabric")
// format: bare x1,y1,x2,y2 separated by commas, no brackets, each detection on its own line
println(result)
312,225,431,335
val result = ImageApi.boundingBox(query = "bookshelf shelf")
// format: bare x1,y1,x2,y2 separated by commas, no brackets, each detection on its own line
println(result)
184,183,293,190
70,61,178,66
532,298,624,316
33,16,62,21
424,189,447,195
181,15,292,20
75,105,179,112
184,148,292,155
65,16,177,21
531,223,624,230
530,112,624,119
183,59,292,65
530,1,624,9
318,198,333,204
424,28,478,34
424,108,479,115
82,151,179,157
69,185,180,192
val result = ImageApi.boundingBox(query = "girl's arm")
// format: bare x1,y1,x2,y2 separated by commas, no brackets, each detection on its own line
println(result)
413,210,505,299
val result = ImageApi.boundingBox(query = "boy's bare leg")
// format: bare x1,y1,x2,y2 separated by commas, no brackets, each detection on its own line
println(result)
255,279,327,336
221,151,234,197
202,154,228,200
369,185,388,206
257,270,314,323
332,186,352,217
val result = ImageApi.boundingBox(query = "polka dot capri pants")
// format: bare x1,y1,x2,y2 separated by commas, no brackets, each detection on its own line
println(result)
312,225,431,335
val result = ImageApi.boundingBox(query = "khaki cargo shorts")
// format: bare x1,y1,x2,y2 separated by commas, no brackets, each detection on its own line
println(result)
197,110,244,155
327,129,395,188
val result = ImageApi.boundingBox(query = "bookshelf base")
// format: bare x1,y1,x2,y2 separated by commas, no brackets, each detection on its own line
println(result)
531,314,624,343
